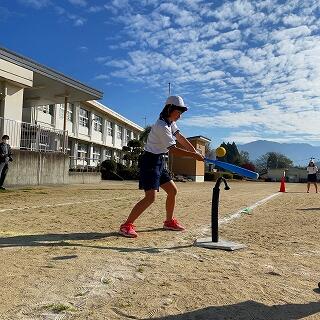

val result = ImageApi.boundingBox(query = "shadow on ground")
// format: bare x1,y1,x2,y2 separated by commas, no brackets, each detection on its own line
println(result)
0,232,192,253
139,300,320,320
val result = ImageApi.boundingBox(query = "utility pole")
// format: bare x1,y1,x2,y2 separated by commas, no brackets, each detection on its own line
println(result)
168,82,171,95
142,116,147,128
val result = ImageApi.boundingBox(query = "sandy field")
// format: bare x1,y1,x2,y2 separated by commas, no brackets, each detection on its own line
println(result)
0,180,319,320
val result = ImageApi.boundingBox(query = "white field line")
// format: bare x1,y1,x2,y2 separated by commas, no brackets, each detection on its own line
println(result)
0,196,135,213
219,192,281,225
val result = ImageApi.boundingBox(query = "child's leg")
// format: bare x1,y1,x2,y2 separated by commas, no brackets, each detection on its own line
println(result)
160,180,178,221
315,183,318,193
125,189,156,224
307,182,310,192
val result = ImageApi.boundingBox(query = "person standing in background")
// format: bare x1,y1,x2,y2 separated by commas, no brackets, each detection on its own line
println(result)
306,159,318,193
0,135,13,190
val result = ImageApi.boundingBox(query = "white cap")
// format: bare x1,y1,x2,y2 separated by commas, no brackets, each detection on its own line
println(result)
165,95,188,112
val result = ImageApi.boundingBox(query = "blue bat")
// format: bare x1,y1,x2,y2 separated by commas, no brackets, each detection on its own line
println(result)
205,158,259,180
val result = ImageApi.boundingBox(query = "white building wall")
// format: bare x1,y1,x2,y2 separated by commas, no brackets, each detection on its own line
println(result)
1,82,24,122
15,99,143,166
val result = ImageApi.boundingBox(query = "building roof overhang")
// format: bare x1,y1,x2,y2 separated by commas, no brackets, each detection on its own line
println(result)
187,135,211,143
0,47,103,104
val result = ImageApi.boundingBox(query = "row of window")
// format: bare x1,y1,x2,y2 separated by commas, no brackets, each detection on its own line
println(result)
38,104,134,140
76,143,118,161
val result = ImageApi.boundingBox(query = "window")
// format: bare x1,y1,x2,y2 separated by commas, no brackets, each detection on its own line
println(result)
39,104,54,116
114,151,120,162
107,121,113,136
105,149,112,160
93,146,101,161
77,143,88,159
93,115,102,132
133,133,138,140
126,130,131,142
117,125,123,140
59,104,73,121
79,108,89,127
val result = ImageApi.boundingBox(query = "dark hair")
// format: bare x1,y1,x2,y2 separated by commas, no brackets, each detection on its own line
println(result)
159,104,187,119
2,135,9,140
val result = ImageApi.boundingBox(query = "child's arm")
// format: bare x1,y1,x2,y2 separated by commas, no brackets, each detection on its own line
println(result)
175,132,196,153
169,145,203,161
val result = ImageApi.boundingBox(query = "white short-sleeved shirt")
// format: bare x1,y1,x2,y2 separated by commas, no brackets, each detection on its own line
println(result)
307,166,318,174
144,118,179,154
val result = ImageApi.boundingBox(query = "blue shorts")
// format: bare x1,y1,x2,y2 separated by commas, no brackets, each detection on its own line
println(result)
138,152,172,191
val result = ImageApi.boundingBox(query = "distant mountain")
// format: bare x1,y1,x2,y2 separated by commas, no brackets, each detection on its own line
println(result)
238,140,320,166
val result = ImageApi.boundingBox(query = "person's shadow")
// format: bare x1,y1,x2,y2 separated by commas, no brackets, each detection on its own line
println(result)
0,232,191,253
140,300,320,320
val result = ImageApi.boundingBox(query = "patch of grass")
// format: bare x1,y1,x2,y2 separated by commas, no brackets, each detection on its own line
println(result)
137,266,144,273
43,303,77,314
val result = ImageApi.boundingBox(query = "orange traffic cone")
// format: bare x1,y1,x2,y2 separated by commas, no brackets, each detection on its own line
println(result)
279,175,286,192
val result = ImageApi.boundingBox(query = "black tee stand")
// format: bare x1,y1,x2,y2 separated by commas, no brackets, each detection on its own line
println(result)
194,177,246,251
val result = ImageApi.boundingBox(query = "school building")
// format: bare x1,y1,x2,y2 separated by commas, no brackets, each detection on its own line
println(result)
0,47,143,185
0,47,209,185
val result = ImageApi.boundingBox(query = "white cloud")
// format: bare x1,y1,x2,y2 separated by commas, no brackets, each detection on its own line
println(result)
68,0,87,7
78,46,88,51
94,74,109,80
88,6,104,13
271,26,312,41
18,0,50,9
95,0,320,143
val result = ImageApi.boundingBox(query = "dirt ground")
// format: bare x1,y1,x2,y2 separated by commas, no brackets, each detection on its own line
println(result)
0,180,319,320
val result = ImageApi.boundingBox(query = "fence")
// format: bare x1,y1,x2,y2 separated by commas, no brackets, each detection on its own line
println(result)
0,117,67,152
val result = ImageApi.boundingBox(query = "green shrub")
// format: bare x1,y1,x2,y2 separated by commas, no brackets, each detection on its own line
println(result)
101,160,117,180
233,174,243,180
101,160,117,172
222,172,233,180
205,172,222,181
117,167,139,180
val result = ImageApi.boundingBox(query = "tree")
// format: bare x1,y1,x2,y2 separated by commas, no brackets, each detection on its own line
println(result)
205,142,215,159
139,126,152,143
239,151,250,164
218,142,241,165
122,139,144,168
255,152,293,171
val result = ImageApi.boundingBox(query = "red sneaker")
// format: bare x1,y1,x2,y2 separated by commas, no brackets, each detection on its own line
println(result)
119,222,138,238
163,218,185,231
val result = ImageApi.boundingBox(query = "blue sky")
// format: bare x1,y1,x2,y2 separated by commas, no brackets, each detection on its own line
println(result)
2,0,320,147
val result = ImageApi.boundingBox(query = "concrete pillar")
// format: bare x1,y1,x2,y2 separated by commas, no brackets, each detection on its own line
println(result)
112,122,116,146
88,143,93,167
88,111,94,138
102,119,107,145
52,103,58,128
73,103,80,137
70,139,78,169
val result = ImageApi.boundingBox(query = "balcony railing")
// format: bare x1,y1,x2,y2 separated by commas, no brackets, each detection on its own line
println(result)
0,117,67,153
